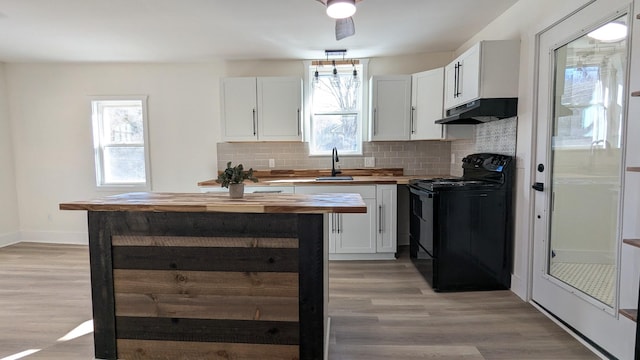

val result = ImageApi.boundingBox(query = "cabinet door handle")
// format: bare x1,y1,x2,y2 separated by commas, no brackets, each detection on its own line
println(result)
455,62,462,98
252,108,257,136
378,205,383,233
331,214,335,233
453,63,458,98
297,108,301,136
410,106,416,134
373,108,377,135
337,214,341,234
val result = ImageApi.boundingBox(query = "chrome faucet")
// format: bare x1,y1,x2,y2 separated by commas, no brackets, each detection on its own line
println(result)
331,147,342,177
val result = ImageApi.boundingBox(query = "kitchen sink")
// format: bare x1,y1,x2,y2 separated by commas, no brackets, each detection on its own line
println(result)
315,176,354,181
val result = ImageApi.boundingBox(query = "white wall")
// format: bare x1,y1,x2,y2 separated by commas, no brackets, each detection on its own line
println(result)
0,63,19,246
6,63,223,243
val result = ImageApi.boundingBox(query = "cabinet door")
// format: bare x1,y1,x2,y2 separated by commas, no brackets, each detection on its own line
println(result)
220,77,258,141
257,77,302,141
370,75,411,141
376,185,397,253
458,43,481,105
334,198,377,253
411,68,445,140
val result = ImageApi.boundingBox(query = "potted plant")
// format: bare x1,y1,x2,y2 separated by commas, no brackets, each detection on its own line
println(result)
216,162,258,198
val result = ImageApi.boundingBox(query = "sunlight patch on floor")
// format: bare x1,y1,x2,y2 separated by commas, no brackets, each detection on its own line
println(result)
0,349,41,360
57,319,94,342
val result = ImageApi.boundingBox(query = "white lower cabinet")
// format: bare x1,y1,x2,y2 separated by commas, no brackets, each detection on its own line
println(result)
329,199,377,254
295,184,397,260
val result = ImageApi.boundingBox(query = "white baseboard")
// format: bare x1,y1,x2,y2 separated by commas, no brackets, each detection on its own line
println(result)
510,273,528,301
329,252,396,261
324,316,331,360
19,230,88,245
0,231,20,247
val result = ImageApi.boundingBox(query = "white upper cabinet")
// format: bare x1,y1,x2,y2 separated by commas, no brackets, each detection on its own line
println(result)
257,77,302,141
410,68,473,140
369,75,412,141
443,40,520,110
221,76,302,142
410,68,445,140
220,77,258,141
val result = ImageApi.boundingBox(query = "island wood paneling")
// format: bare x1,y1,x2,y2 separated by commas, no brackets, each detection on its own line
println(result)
85,211,324,360
116,339,299,360
112,235,299,248
115,293,299,321
113,270,299,298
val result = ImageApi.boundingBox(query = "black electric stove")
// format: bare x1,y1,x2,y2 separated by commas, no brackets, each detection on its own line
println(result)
408,153,514,291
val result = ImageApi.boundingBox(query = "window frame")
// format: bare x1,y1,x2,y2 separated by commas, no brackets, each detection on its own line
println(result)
90,95,151,191
303,59,369,156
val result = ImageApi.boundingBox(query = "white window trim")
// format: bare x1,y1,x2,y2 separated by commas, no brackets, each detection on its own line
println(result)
302,59,369,156
90,95,151,192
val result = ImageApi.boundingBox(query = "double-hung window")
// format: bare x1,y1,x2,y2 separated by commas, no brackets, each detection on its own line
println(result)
90,96,151,190
308,62,365,155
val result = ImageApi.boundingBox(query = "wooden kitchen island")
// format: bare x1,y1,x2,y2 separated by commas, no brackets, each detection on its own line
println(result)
60,192,366,360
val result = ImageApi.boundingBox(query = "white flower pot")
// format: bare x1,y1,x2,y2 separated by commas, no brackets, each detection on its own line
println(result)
229,183,245,199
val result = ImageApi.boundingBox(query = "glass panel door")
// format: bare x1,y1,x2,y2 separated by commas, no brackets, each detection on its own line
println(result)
547,15,628,307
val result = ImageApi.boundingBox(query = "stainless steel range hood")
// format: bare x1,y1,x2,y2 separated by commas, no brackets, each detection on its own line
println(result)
435,98,518,125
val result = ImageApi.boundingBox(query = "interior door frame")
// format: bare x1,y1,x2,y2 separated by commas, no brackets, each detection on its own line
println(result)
529,1,633,357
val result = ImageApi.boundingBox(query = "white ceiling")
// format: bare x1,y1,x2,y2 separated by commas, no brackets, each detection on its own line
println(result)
0,0,519,63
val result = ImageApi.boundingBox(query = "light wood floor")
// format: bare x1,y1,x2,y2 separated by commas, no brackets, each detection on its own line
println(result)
0,243,598,359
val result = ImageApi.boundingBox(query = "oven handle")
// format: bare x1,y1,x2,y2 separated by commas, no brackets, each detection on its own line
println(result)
409,185,434,197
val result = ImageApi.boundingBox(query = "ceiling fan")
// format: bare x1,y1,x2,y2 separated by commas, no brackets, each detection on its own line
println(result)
315,0,364,41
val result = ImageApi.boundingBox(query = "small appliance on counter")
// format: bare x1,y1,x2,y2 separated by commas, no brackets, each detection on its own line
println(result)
408,153,514,292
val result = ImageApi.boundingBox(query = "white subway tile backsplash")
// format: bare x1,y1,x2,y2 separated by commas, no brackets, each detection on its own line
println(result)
217,118,516,177
217,140,452,176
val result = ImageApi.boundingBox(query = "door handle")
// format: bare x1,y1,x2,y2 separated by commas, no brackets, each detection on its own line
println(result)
532,182,544,192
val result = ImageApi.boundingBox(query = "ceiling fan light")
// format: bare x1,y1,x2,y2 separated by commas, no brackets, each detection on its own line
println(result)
326,0,356,19
587,22,627,42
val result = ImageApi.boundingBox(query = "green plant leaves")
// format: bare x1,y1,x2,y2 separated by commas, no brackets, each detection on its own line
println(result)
215,161,259,188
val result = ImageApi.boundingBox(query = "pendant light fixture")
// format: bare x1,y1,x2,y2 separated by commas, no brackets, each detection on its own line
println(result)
351,60,360,89
312,66,320,88
326,0,356,19
330,60,341,87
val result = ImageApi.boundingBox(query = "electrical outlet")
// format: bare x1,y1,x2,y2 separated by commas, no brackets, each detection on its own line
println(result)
269,159,275,168
364,157,375,167
451,153,456,164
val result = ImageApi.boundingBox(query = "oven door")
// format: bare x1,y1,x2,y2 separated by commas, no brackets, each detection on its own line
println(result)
409,185,435,257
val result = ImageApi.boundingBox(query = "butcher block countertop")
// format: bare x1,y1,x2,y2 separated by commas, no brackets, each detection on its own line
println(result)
197,168,445,187
59,191,367,214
